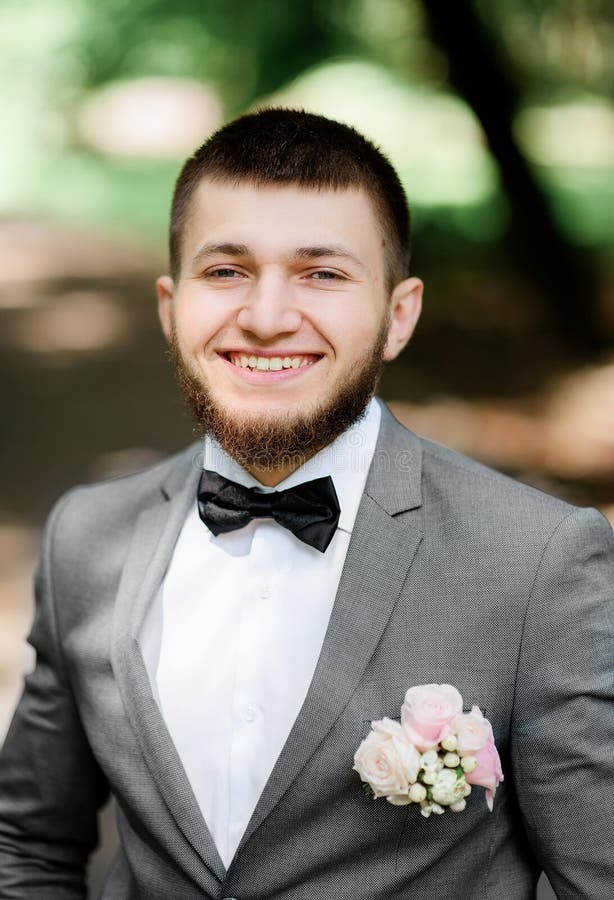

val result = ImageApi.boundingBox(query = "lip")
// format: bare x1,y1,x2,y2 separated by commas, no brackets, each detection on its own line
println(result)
218,351,323,384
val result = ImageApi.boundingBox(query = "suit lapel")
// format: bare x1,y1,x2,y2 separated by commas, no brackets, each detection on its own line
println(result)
237,405,424,851
110,448,227,884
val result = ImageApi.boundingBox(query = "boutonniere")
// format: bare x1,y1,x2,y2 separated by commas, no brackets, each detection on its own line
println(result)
353,684,504,818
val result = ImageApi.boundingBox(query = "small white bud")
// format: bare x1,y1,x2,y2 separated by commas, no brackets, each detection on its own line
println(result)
443,752,460,768
431,802,445,815
422,769,438,785
463,783,472,797
420,801,433,818
420,750,439,769
450,799,467,813
408,782,427,803
441,734,458,752
461,755,478,773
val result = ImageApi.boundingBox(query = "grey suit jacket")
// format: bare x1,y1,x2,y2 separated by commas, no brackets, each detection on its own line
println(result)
1,404,613,899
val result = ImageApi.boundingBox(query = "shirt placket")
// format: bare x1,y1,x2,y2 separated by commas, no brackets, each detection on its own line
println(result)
227,521,279,856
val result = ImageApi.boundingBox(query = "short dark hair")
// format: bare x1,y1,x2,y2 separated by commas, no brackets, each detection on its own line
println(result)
169,107,411,289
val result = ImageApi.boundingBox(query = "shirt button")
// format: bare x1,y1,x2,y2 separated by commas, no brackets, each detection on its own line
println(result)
243,705,258,723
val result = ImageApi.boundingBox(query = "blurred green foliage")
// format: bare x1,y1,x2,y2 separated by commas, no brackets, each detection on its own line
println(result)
0,0,611,261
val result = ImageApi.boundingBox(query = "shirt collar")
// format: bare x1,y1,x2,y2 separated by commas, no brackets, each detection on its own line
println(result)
202,397,382,535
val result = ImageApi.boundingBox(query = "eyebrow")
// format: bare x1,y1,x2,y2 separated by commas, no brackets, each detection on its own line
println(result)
292,245,364,269
190,241,366,271
191,242,250,267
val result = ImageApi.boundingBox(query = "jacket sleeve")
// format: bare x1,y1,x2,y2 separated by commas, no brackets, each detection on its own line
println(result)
0,495,110,899
510,506,614,899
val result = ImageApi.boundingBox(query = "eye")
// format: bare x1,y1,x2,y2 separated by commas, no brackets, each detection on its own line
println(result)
308,269,344,281
207,267,243,279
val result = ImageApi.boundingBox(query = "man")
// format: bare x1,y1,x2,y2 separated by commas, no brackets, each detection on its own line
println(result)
0,108,612,899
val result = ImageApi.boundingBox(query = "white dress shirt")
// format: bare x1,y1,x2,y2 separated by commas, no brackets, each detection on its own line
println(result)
140,398,381,868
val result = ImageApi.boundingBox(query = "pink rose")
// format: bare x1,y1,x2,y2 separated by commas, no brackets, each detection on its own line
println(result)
401,684,463,751
451,705,490,754
464,719,504,810
353,717,421,800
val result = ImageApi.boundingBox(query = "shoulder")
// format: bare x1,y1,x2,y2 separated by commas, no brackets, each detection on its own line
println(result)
44,443,200,544
378,402,604,538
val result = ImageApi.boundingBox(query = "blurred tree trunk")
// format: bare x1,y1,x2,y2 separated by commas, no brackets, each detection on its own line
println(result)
421,0,601,352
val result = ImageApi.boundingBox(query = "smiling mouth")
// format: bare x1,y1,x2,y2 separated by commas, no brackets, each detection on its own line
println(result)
224,353,321,371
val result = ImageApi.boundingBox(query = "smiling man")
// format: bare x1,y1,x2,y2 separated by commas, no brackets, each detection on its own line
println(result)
159,183,417,481
158,125,421,483
0,108,613,900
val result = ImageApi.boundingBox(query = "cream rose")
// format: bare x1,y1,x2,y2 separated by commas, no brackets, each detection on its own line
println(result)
450,705,490,754
353,717,421,799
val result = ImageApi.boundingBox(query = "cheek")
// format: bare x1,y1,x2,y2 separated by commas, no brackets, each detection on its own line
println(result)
313,304,385,354
173,292,232,350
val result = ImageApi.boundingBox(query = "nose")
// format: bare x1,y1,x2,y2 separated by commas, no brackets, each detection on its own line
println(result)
235,271,302,340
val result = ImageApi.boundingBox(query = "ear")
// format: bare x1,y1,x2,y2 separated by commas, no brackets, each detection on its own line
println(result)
383,276,423,361
156,275,175,342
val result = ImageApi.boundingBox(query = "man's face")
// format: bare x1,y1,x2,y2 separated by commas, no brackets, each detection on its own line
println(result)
158,179,422,481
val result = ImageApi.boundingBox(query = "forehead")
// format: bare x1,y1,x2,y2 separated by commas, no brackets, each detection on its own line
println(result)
182,178,386,273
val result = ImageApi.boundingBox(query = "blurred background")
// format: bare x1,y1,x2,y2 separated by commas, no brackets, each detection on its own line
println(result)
1,1,612,896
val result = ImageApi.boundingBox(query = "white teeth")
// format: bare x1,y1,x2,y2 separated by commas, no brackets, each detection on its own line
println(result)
229,353,316,370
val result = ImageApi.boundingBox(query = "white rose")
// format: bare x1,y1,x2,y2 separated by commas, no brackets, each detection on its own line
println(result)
353,717,421,798
431,769,467,806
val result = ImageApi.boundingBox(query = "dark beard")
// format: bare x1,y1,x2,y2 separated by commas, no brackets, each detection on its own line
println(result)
168,322,388,472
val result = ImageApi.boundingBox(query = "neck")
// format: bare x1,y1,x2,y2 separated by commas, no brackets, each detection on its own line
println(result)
245,456,311,487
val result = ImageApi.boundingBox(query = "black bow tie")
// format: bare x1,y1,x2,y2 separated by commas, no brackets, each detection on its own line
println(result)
197,470,341,553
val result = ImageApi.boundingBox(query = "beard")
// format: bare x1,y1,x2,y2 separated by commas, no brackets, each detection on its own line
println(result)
167,319,389,473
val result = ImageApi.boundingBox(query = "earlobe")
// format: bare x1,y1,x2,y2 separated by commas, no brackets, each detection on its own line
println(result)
383,277,423,361
156,275,175,341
